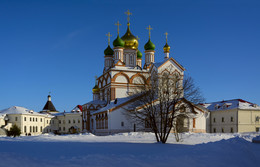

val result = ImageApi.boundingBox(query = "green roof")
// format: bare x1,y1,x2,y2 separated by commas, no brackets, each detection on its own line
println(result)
113,35,125,47
104,45,114,55
144,39,155,51
137,50,142,59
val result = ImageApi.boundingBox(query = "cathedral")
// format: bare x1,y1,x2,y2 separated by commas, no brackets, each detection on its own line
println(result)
81,10,208,135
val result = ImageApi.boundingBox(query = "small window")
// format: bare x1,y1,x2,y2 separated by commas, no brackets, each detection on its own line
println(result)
24,126,26,133
30,126,32,132
231,117,234,122
221,128,224,133
230,127,233,133
63,120,65,124
222,117,224,122
78,120,80,123
69,120,71,124
33,118,34,122
36,118,37,122
63,127,65,131
213,128,216,133
73,120,75,124
24,117,26,121
15,117,18,121
130,55,133,65
59,120,61,124
41,118,42,122
40,126,42,132
213,118,216,123
47,120,48,124
121,122,124,127
30,117,32,121
36,126,38,132
59,127,61,130
256,127,259,132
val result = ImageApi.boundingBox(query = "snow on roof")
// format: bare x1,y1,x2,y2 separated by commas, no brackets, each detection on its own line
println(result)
83,100,107,106
0,106,51,118
92,95,139,114
153,61,165,68
53,112,81,116
203,99,260,111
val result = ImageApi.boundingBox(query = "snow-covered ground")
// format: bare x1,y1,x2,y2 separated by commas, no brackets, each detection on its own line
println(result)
0,132,259,167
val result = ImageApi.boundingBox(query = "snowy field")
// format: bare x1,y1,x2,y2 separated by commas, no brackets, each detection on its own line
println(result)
0,132,259,167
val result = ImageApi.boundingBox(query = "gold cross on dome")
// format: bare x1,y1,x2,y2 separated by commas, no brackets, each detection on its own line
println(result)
106,32,112,45
146,25,153,38
125,9,132,23
164,32,168,43
115,21,121,35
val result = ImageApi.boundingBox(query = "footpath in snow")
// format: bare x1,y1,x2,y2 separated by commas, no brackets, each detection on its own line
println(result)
0,132,259,167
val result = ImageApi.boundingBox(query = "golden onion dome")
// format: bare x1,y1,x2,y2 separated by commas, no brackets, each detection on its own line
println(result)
92,85,100,93
163,42,170,53
121,24,138,50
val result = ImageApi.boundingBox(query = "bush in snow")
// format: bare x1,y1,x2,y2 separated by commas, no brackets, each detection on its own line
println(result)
7,124,21,137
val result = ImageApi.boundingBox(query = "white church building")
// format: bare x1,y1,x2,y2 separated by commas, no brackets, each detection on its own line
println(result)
81,11,209,135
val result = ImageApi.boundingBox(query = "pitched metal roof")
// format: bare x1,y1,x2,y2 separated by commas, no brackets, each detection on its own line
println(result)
42,95,57,111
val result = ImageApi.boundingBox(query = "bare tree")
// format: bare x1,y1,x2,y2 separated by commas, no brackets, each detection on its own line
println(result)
126,71,204,143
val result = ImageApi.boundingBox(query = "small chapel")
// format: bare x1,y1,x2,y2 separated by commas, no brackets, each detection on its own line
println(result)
81,10,208,135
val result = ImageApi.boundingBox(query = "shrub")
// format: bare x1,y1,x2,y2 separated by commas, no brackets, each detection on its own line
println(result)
7,124,21,137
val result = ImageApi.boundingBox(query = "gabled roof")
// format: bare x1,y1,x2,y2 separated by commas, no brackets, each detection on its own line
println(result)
0,106,52,118
152,58,185,71
83,100,107,106
202,99,260,111
92,95,141,115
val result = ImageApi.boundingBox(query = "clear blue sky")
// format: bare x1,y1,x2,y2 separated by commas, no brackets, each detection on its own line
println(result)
1,0,260,112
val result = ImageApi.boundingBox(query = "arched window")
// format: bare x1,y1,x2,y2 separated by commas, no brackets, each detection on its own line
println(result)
30,126,32,132
130,55,133,65
24,126,26,133
40,126,43,132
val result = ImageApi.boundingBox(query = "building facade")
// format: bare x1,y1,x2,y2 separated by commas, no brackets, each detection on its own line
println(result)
81,11,208,135
203,99,260,133
0,95,82,136
0,106,54,135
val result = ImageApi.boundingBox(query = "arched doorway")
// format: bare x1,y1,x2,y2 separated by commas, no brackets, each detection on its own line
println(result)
176,114,189,133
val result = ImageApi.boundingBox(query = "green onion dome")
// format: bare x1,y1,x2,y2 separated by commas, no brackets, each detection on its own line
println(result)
144,39,155,51
113,35,125,47
137,50,142,59
92,85,100,93
104,45,114,56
